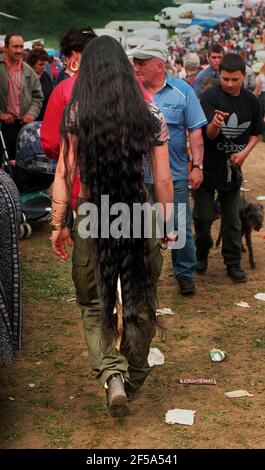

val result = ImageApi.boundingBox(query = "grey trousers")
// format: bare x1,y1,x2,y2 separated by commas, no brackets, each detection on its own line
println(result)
193,186,241,266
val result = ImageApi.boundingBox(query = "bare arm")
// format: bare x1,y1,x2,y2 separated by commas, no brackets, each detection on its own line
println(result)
188,128,204,189
253,76,261,97
230,135,260,167
51,137,77,222
51,135,77,260
150,142,173,223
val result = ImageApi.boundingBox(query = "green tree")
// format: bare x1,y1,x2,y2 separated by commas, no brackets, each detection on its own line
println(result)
0,0,173,39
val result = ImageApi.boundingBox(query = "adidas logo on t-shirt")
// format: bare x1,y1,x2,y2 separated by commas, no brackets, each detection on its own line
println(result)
221,113,251,139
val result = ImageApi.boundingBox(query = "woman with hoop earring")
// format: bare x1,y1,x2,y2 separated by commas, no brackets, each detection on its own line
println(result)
40,27,97,210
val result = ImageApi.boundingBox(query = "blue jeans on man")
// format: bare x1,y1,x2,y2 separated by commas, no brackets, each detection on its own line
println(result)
145,179,196,295
172,180,196,294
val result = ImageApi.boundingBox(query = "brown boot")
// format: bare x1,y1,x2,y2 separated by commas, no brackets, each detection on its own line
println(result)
106,374,129,418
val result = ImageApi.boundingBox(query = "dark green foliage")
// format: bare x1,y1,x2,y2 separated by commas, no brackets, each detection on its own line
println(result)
0,0,170,38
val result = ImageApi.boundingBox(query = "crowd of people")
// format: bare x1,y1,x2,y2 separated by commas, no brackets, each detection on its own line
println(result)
167,2,265,61
0,4,265,418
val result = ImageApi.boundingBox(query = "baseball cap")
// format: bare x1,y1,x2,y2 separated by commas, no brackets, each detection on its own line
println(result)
128,40,168,62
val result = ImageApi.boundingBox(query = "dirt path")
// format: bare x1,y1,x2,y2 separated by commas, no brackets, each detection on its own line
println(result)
1,143,265,449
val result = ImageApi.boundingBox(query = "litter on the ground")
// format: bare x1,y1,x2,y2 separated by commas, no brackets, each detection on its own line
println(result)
240,187,251,192
256,196,265,201
224,390,254,398
254,293,265,302
235,301,250,308
66,297,76,302
176,378,216,385
165,408,196,426
209,348,227,362
156,307,174,316
28,383,36,388
148,348,165,367
8,397,15,401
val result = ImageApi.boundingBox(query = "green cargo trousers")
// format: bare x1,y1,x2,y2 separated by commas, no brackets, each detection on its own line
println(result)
193,186,241,266
72,203,163,392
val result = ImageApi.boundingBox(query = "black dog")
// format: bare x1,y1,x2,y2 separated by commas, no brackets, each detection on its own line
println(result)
216,197,264,268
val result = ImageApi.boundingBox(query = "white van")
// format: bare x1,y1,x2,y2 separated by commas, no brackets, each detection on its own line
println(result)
126,35,168,49
176,3,210,14
154,7,182,27
211,0,243,9
104,21,159,36
94,29,126,47
174,18,193,34
129,28,168,42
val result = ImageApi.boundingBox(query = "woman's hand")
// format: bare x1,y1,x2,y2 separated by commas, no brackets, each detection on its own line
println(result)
51,227,73,260
163,231,177,243
161,231,177,250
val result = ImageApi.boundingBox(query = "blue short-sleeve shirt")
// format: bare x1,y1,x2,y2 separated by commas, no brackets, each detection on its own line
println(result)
145,74,207,183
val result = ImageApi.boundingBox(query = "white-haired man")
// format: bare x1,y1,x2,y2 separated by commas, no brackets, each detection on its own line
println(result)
183,52,201,87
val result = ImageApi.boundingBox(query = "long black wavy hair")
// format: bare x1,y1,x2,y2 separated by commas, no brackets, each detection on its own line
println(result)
61,35,160,354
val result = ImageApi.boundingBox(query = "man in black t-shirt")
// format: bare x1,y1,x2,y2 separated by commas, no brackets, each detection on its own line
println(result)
193,54,263,283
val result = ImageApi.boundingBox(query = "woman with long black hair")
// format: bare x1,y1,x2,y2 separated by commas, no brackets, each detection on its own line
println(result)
51,36,173,418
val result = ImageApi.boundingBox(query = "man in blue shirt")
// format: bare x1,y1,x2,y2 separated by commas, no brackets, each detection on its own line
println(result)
131,40,207,295
193,43,224,99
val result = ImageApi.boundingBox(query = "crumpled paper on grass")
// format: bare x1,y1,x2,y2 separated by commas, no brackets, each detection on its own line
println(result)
235,301,250,308
224,390,254,398
148,348,165,367
165,409,196,426
156,308,174,316
255,293,265,302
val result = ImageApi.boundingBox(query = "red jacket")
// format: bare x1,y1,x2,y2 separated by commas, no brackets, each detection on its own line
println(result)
41,75,77,158
40,75,151,209
40,76,80,208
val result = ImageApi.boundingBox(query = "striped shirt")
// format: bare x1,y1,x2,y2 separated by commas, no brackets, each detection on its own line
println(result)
5,56,22,117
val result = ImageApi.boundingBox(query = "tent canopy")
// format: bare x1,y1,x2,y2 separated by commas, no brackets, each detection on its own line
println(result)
194,14,228,23
191,18,219,30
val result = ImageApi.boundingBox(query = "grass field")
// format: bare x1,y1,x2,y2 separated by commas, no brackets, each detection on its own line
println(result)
1,142,265,449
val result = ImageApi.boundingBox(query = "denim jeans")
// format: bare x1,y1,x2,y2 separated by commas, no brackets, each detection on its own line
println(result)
171,179,196,279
